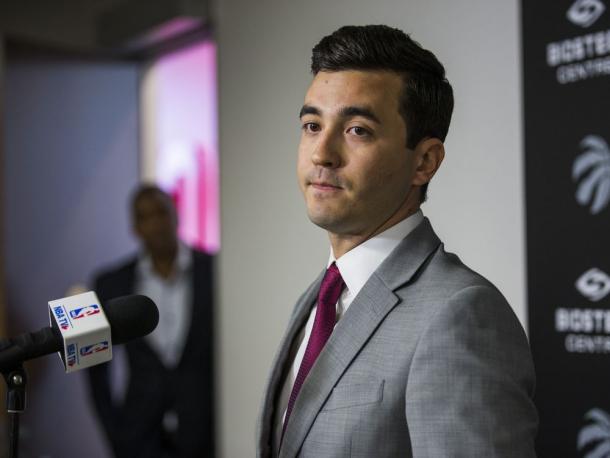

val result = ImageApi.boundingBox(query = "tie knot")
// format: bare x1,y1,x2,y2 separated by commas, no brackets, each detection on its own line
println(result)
319,263,345,311
326,262,341,278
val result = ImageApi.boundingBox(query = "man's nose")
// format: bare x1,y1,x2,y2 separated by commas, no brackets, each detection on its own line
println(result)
311,130,342,168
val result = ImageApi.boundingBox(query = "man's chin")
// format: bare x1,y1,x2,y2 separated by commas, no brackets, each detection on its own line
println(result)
148,240,178,257
307,211,349,233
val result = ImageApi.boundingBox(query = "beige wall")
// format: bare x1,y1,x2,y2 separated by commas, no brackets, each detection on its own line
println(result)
216,1,523,455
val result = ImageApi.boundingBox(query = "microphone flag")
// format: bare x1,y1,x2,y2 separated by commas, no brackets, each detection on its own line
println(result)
48,291,112,373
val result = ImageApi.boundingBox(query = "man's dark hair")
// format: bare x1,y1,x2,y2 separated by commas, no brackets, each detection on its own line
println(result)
130,184,176,221
311,25,454,202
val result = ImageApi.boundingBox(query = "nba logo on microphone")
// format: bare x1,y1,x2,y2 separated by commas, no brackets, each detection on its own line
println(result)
70,304,101,320
80,341,109,356
52,305,71,330
66,343,77,367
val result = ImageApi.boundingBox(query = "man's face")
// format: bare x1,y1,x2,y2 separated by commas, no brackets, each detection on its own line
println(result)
297,70,418,238
133,193,178,257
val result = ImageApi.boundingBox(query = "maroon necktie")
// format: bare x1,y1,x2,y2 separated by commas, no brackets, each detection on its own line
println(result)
281,262,346,439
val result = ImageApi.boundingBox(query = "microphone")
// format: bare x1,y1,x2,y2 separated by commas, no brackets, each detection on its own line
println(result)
0,295,159,372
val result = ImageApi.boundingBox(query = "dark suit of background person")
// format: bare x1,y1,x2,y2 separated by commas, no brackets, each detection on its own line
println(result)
256,25,538,457
87,185,215,458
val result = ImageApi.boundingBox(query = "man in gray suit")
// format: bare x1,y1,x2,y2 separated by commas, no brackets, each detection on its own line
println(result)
257,25,538,457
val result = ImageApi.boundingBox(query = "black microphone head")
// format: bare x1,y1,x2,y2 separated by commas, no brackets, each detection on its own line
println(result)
102,295,159,345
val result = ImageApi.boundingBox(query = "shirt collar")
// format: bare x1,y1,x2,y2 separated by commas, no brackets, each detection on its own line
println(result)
137,241,192,278
327,210,424,299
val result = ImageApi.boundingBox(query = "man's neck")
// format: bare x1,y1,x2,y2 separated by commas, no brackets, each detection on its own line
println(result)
150,245,178,279
329,204,420,259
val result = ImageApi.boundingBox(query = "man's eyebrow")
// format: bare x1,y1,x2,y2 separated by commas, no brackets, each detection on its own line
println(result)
299,105,320,118
339,106,381,124
299,104,382,124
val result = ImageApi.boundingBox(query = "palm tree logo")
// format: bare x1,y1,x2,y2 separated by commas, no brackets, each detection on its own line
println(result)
572,135,610,215
578,408,610,457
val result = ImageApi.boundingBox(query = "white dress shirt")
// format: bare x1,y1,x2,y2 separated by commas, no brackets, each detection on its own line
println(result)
135,242,192,369
273,210,424,451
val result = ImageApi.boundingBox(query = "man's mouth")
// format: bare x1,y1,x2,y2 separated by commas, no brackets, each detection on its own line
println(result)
310,181,342,191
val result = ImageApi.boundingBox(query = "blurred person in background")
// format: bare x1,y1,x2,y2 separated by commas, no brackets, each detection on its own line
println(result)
88,184,215,458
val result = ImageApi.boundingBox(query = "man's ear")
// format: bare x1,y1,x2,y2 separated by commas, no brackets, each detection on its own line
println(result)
412,138,445,186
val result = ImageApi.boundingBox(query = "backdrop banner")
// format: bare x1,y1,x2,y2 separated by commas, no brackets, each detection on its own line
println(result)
523,0,610,455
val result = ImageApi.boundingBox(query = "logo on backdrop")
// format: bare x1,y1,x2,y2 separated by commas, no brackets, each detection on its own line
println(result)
545,2,610,84
578,408,610,457
567,0,606,28
573,135,610,215
555,268,610,353
576,268,610,301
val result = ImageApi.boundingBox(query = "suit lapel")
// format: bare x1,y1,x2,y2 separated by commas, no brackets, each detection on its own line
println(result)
257,269,326,457
279,275,399,458
280,218,441,457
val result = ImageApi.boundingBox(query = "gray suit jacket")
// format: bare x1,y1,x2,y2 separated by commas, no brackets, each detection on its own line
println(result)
257,218,538,457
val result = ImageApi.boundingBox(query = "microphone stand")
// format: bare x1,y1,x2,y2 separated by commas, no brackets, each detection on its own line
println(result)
2,364,27,458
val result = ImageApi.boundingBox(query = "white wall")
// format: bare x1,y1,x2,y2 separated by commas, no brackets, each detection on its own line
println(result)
216,1,523,456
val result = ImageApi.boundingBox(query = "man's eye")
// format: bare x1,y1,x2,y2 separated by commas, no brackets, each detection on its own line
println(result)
302,122,320,133
348,126,370,136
